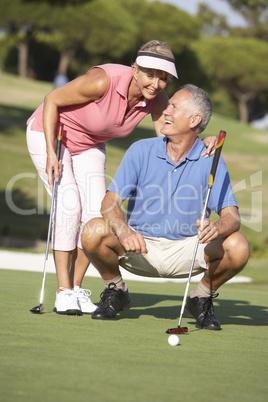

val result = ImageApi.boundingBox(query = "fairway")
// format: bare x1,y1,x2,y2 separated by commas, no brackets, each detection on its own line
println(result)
0,267,267,402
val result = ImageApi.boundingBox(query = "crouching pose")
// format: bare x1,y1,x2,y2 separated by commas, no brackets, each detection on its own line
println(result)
82,84,249,330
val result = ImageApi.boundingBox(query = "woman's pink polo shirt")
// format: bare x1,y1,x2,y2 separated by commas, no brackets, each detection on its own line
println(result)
27,64,156,155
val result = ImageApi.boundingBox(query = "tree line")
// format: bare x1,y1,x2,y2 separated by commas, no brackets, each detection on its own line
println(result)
0,0,268,123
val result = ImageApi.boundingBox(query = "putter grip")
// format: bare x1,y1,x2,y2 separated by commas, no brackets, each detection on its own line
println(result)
55,123,63,160
208,130,226,188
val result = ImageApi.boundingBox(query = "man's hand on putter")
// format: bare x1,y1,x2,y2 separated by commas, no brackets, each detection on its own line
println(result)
197,218,218,244
118,227,148,255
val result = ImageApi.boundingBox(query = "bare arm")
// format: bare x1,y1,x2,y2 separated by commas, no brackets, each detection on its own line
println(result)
197,206,241,244
151,90,169,137
201,136,217,157
101,191,148,255
43,67,109,191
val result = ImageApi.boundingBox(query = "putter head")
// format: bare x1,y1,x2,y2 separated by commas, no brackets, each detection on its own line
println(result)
30,304,44,314
166,327,188,334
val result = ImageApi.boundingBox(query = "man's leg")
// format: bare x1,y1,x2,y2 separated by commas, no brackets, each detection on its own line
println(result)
82,218,125,278
81,218,132,320
185,231,249,330
203,231,249,291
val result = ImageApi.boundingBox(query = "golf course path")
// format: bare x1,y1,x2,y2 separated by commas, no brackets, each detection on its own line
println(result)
0,250,251,284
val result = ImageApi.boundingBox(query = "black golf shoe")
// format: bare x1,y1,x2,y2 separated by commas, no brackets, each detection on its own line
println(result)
184,294,221,330
92,282,132,320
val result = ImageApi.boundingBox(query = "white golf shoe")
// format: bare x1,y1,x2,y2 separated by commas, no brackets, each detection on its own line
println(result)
73,286,97,314
54,287,82,315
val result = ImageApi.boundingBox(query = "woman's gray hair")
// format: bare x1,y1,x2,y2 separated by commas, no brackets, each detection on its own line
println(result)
182,84,212,135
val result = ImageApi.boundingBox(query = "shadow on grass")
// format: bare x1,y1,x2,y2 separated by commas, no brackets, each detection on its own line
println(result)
118,293,268,327
0,104,35,131
0,189,49,242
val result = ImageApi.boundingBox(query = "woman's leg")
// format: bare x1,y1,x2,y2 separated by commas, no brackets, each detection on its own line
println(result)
26,125,82,314
70,147,106,287
70,247,91,288
53,249,74,291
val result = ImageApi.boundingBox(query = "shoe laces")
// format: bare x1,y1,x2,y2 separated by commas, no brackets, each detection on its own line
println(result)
76,288,92,299
204,293,219,316
99,283,118,306
59,287,76,297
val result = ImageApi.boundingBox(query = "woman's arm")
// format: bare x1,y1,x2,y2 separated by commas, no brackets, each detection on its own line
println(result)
43,68,109,191
151,90,169,137
201,136,217,157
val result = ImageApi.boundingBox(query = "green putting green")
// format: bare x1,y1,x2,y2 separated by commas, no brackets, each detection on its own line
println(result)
0,265,267,402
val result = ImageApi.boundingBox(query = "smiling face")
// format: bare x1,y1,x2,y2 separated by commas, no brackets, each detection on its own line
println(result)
132,65,169,99
160,89,202,139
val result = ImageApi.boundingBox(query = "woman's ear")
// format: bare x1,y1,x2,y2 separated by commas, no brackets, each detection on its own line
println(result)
132,64,138,81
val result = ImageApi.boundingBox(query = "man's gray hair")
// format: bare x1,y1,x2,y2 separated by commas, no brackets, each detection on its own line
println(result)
182,84,212,135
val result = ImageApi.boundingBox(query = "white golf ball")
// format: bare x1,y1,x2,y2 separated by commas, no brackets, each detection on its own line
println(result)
168,334,180,346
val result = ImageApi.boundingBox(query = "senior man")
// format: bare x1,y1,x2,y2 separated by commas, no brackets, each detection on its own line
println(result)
82,84,249,330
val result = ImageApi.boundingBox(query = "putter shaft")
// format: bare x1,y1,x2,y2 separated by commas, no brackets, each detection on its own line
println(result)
30,123,64,313
39,179,57,305
177,187,211,327
166,130,226,333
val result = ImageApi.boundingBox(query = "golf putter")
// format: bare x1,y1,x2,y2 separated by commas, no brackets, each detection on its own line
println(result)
30,123,64,314
166,130,226,334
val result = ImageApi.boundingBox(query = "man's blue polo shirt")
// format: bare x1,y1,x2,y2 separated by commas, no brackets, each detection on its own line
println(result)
108,137,238,240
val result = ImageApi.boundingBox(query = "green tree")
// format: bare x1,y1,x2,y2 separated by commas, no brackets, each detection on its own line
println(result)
0,0,97,77
119,0,200,50
227,0,268,23
227,0,268,40
39,0,139,77
0,0,53,76
80,0,139,64
0,0,202,82
197,3,230,36
192,36,268,122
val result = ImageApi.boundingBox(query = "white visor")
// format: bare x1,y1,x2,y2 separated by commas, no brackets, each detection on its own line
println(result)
136,51,178,79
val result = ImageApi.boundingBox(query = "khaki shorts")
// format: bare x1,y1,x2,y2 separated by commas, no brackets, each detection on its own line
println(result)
119,235,208,279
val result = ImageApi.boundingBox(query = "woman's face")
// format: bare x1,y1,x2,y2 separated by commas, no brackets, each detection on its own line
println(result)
133,66,170,99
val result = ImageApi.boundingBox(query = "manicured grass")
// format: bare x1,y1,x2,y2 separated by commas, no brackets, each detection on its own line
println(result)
0,267,267,402
0,72,53,109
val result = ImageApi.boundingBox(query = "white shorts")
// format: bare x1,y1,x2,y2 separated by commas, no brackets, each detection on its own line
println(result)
26,120,106,251
119,235,208,278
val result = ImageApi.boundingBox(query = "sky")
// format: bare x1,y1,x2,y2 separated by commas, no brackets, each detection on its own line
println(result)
153,0,247,27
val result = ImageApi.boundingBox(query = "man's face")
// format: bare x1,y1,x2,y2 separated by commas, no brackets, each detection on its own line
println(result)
160,90,192,137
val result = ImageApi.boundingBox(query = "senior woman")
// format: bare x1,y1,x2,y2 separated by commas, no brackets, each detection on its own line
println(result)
26,40,216,315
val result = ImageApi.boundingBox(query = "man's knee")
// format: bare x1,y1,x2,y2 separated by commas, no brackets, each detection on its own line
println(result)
224,231,250,268
81,217,109,252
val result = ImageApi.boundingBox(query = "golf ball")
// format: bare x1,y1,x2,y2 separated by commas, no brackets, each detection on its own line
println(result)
168,334,180,346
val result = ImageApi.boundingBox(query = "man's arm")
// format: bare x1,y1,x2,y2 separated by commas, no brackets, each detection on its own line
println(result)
197,206,241,244
101,191,148,255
